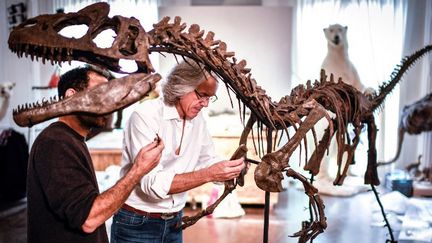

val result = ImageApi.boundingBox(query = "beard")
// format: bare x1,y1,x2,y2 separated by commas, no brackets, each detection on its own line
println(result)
78,113,114,141
77,113,111,131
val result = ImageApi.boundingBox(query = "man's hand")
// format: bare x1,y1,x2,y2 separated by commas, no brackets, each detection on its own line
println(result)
82,138,164,233
208,158,245,182
134,139,164,176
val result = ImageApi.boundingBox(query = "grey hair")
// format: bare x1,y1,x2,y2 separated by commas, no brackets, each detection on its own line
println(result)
162,60,211,106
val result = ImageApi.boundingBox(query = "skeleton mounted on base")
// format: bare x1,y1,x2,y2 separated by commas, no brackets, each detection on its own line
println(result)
8,2,432,242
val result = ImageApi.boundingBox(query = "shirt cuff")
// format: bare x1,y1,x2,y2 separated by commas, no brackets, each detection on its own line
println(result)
148,170,176,199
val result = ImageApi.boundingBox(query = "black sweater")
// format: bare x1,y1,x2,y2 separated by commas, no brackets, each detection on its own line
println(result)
27,122,108,243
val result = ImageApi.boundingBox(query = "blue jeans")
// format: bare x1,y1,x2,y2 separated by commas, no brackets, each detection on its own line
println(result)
110,207,183,243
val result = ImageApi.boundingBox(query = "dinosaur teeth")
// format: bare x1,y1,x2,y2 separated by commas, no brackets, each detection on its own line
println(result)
50,96,58,103
57,50,62,64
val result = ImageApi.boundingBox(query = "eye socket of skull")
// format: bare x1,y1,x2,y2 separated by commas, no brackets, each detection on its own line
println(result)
118,25,139,56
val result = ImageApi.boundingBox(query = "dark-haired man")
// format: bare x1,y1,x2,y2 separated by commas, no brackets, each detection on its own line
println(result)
27,66,164,243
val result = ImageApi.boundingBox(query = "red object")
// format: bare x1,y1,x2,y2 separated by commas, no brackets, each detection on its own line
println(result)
48,67,60,88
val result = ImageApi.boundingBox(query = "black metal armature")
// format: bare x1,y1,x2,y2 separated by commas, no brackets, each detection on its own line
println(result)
370,184,396,243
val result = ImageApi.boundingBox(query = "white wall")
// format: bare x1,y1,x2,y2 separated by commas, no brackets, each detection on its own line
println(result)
157,6,293,113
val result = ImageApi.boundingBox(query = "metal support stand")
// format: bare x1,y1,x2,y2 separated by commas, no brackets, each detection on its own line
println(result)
263,191,270,243
262,128,273,243
371,184,396,242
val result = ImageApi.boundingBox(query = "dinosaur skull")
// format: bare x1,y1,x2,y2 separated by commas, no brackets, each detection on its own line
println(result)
9,2,159,127
9,2,153,73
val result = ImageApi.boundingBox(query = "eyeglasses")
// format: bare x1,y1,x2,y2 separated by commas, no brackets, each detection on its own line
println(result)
194,89,218,103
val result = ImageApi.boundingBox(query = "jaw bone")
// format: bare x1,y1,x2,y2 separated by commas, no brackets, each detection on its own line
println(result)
13,73,161,127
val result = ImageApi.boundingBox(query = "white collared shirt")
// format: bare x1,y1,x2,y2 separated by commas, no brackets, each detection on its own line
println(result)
121,97,221,213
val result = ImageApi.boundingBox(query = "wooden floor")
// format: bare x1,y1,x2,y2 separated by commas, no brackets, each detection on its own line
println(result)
0,187,427,243
183,187,413,243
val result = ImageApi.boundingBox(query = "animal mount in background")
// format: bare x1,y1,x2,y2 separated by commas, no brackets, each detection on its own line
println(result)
379,93,432,165
0,82,15,121
321,24,368,92
315,24,371,196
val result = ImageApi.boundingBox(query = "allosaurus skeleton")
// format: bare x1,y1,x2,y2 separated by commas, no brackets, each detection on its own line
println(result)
8,3,432,242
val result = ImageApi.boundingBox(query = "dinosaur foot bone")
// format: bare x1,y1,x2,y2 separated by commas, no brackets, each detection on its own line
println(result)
286,168,327,243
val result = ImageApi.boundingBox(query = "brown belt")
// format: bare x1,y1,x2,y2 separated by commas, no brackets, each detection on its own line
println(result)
121,204,179,220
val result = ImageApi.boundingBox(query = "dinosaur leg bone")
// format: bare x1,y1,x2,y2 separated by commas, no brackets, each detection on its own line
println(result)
255,101,333,192
365,116,380,185
285,168,327,243
303,126,335,175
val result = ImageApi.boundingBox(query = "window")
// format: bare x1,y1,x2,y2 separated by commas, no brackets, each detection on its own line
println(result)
292,0,406,176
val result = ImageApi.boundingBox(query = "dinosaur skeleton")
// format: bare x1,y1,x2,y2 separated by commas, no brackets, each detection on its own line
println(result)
8,3,432,242
379,93,432,165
